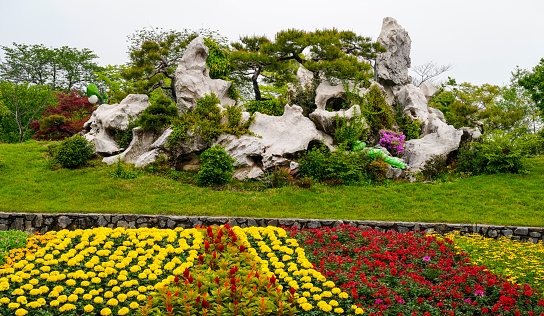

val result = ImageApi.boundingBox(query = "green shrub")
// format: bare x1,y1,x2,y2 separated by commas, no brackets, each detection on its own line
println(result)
397,113,421,140
244,99,285,116
361,85,395,137
290,77,320,116
113,118,139,149
139,94,178,131
225,104,243,128
457,131,530,175
299,145,376,185
197,146,235,186
53,134,95,168
334,113,367,148
421,154,449,181
168,94,253,147
474,131,526,174
109,158,139,179
262,165,294,189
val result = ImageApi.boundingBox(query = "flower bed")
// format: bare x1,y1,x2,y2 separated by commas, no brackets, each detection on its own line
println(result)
438,232,544,295
0,225,543,315
287,225,544,315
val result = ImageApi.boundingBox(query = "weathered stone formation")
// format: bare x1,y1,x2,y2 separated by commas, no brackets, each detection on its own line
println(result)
215,104,334,179
373,17,480,173
174,37,235,113
83,18,478,179
83,94,151,155
2,212,541,244
375,17,412,87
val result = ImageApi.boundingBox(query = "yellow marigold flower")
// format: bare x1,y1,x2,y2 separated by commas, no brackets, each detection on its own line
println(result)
322,291,332,298
107,298,118,306
0,297,10,304
8,302,21,309
83,304,94,313
117,307,129,315
91,277,101,284
355,307,365,314
83,294,92,300
68,294,78,302
49,300,59,307
12,288,24,296
29,289,41,296
57,295,67,303
297,297,308,304
339,292,349,299
323,281,335,288
313,294,321,301
301,303,313,311
53,285,64,293
28,278,38,285
129,302,139,309
16,296,27,304
334,307,345,314
15,308,28,316
26,301,41,308
332,287,341,294
329,299,339,307
101,307,112,316
66,279,76,286
104,291,114,298
136,294,146,301
117,293,127,302
94,297,104,304
37,298,45,305
21,284,33,291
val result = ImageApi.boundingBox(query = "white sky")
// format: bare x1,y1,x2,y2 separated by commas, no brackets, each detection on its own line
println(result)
1,0,543,87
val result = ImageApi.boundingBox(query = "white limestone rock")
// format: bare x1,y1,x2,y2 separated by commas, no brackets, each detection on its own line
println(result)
375,17,412,86
309,105,365,135
174,37,234,113
83,94,151,155
214,104,333,179
420,82,439,102
402,125,464,172
395,84,447,136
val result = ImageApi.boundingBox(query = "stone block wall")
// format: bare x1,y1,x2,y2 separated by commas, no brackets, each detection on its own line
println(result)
0,212,542,243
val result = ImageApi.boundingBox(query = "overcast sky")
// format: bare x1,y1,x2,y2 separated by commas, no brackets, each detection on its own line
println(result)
1,0,543,87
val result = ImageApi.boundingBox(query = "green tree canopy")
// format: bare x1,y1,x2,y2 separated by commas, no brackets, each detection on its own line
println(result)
0,43,103,91
0,82,55,142
121,27,228,101
430,77,538,134
231,28,385,101
518,58,544,118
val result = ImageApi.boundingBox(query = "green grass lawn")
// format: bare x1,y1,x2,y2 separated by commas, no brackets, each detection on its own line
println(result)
1,140,543,227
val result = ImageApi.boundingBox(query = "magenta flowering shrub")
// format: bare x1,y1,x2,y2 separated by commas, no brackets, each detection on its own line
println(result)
378,129,406,157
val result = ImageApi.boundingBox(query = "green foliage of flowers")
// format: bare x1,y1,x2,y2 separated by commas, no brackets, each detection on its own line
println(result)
52,135,95,169
112,118,139,149
197,146,235,187
142,225,297,316
437,232,544,295
109,158,139,180
0,231,33,266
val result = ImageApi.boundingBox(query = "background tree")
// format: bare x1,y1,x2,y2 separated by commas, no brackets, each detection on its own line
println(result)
429,77,536,134
121,27,227,101
410,61,454,87
29,91,96,140
518,58,544,119
0,43,103,91
230,35,291,101
0,82,55,142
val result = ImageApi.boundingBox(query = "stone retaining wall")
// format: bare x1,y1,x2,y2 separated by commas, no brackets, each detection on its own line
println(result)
1,212,542,243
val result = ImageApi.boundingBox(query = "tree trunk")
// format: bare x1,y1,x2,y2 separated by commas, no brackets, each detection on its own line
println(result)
252,67,262,101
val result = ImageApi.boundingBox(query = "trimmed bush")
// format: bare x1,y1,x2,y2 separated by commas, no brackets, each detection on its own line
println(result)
244,99,285,116
53,134,95,168
197,146,235,186
139,94,178,131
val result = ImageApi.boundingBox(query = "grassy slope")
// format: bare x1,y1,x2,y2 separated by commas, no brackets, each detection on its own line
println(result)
1,141,543,227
